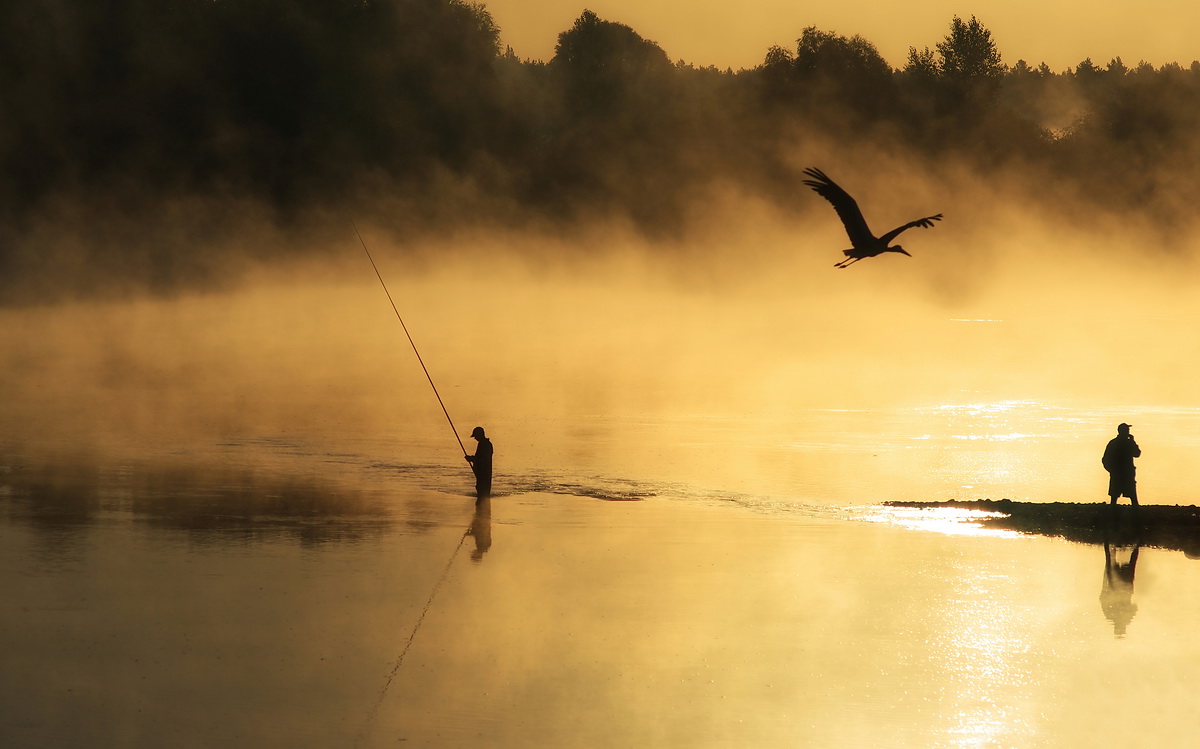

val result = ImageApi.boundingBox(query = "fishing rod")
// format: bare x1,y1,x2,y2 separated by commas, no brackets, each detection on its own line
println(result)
352,219,468,459
349,221,483,746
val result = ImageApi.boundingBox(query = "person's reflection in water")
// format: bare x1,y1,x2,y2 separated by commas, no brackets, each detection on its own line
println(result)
1100,540,1140,637
466,426,493,500
468,496,492,562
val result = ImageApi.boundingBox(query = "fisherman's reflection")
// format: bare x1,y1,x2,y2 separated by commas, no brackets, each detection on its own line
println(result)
467,496,492,562
1100,540,1140,637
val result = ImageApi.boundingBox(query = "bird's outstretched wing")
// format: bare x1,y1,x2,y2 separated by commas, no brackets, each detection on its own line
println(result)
878,214,943,245
801,167,874,248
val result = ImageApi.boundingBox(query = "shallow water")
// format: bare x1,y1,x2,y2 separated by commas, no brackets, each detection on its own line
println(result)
4,252,1200,746
3,413,1199,749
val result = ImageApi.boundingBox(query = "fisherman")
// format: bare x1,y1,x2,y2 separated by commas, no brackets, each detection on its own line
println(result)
1102,423,1141,506
466,426,493,500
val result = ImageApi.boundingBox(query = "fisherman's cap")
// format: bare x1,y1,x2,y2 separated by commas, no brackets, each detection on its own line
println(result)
471,426,486,438
1118,422,1133,429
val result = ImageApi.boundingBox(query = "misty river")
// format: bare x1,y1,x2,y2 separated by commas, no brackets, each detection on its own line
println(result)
4,237,1200,748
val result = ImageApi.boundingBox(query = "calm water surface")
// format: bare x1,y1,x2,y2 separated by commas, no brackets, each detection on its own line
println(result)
3,403,1199,748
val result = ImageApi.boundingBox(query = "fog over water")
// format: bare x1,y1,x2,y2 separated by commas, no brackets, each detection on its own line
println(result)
4,177,1199,507
6,137,1200,749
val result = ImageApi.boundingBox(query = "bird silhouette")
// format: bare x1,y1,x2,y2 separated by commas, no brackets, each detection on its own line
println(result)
802,167,943,268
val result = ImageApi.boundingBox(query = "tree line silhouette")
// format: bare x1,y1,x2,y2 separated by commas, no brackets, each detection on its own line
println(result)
2,0,1199,299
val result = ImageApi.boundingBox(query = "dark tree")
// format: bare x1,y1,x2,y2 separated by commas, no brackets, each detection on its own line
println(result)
793,26,892,81
903,46,939,81
936,15,1005,80
760,26,894,126
551,9,672,118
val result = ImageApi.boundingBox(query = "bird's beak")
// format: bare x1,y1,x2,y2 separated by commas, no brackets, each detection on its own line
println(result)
899,248,912,256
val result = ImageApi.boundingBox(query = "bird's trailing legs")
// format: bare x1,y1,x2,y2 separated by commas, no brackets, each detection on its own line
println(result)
802,167,943,268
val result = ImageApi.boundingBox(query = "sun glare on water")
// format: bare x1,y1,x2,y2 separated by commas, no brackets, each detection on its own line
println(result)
853,505,1019,538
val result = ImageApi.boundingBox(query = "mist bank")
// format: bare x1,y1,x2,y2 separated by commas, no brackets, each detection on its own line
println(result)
3,224,1199,468
3,1,1200,303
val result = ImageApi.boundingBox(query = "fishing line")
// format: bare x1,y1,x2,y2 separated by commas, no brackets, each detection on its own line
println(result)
355,528,471,746
350,220,479,743
352,219,468,459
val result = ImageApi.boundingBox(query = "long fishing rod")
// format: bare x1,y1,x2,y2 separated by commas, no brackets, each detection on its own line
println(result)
349,221,481,747
352,219,468,459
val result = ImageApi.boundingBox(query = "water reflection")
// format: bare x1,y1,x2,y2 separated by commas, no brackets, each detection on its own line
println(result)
1101,541,1140,638
0,454,401,549
1,461,107,567
875,499,1197,639
468,496,492,561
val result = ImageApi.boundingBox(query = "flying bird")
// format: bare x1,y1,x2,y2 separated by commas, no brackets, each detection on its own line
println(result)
801,167,943,268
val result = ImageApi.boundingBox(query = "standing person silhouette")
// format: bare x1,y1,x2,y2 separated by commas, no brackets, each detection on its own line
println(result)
1102,423,1141,506
466,426,493,500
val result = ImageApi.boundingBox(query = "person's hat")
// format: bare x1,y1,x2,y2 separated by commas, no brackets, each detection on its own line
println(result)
1118,422,1132,429
471,426,486,438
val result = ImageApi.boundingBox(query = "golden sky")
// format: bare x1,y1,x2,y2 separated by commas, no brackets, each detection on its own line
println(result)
484,0,1199,71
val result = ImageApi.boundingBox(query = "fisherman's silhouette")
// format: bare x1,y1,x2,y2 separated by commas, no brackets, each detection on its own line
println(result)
466,426,493,500
1102,423,1141,506
1100,540,1140,637
467,496,492,561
